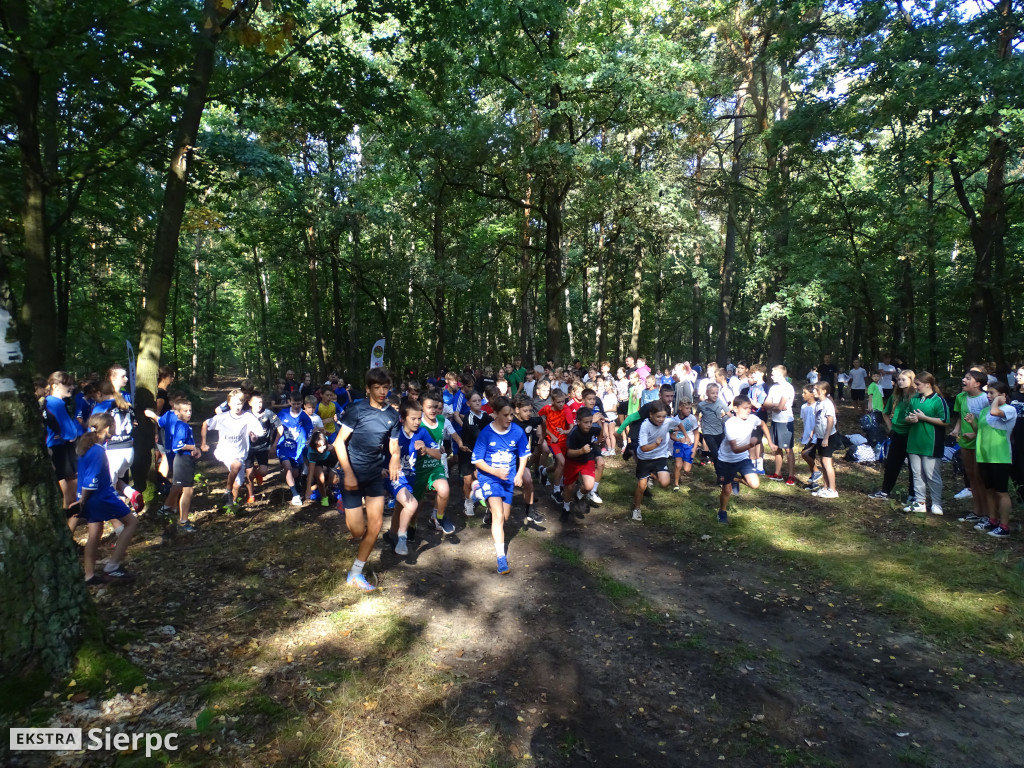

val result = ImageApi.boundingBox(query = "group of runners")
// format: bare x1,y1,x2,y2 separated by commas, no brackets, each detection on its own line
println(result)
40,353,1024,588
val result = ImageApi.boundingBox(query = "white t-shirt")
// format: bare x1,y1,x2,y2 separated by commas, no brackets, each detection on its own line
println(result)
765,381,796,423
524,380,536,398
813,398,838,439
837,372,850,385
800,402,815,444
807,370,819,385
877,362,896,389
637,417,682,460
848,367,867,390
718,416,759,463
205,411,265,463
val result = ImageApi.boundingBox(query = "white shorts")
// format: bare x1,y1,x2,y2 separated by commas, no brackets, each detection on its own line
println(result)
106,446,134,482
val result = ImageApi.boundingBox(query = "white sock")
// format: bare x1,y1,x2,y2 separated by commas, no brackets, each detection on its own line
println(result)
554,484,561,493
577,489,584,500
494,541,505,558
593,482,599,492
349,559,365,577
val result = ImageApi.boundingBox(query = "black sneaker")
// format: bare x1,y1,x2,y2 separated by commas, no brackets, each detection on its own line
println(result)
526,506,545,524
482,511,492,526
382,531,397,549
551,489,563,504
102,565,136,582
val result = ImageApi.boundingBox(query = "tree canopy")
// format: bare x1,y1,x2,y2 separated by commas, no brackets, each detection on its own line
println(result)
2,0,1022,385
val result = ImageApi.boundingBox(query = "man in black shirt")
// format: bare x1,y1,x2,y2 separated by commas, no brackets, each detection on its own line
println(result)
334,367,401,592
818,354,839,393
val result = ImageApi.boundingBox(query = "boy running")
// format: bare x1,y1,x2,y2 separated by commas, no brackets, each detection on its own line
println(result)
334,368,402,591
716,395,775,523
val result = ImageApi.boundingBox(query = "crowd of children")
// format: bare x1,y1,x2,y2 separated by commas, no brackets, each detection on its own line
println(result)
39,353,1024,589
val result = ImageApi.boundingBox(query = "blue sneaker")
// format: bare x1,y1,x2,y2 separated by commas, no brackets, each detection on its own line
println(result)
310,490,320,502
436,515,455,535
731,481,740,496
718,510,728,524
347,572,375,591
809,471,822,483
496,556,510,575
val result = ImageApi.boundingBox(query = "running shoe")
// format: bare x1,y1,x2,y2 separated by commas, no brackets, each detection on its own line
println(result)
247,495,256,504
809,471,822,483
930,505,943,516
587,491,603,505
496,556,510,575
347,573,375,591
179,521,196,534
430,511,443,532
103,565,136,582
867,490,889,500
673,485,680,492
718,510,728,524
482,511,492,526
731,481,740,496
631,509,643,521
988,526,1010,538
551,488,564,504
539,466,549,486
975,520,997,532
958,512,984,523
819,488,839,499
438,516,455,534
767,473,783,481
464,499,475,517
310,490,320,502
526,507,545,524
130,491,145,513
953,488,973,500
290,494,303,506
320,496,329,507
806,483,822,493
471,480,485,504
903,502,926,513
395,536,409,556
785,476,796,486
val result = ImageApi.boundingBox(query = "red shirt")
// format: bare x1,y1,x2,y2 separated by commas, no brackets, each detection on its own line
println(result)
565,398,583,425
539,404,569,445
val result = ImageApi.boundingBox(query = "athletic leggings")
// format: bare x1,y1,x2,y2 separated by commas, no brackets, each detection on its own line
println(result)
881,432,916,495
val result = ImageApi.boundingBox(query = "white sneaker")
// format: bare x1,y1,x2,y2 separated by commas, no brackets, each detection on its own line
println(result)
821,488,839,499
290,495,303,506
930,505,944,516
588,491,603,505
464,499,475,517
903,502,926,513
631,509,643,521
953,488,973,500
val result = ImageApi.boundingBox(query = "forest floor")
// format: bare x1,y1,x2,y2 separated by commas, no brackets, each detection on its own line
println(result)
9,381,1024,768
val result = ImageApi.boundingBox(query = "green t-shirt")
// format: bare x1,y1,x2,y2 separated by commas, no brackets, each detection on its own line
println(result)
867,382,884,412
976,406,1014,464
906,393,950,457
953,391,989,450
506,366,527,392
884,394,913,435
416,415,447,475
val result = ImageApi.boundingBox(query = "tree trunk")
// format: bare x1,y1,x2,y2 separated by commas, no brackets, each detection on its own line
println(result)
432,200,447,372
137,0,247,407
253,247,274,392
543,78,568,363
925,168,938,372
8,0,59,374
717,89,747,367
629,240,643,358
0,265,90,689
304,226,327,377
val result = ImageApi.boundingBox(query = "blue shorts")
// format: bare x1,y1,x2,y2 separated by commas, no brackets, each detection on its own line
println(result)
715,458,756,486
672,442,694,463
390,474,415,499
277,446,302,464
84,497,131,524
478,476,513,505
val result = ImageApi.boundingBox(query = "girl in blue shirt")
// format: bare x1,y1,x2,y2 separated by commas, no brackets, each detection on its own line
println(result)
76,413,138,584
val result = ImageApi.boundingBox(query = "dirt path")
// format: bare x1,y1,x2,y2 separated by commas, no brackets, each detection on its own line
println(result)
14,384,1024,767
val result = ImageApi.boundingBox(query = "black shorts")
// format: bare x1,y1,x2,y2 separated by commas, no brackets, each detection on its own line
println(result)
815,437,838,459
458,448,475,475
616,401,629,416
851,389,866,401
248,449,270,468
50,442,78,481
340,471,389,509
636,457,669,478
979,462,1011,493
173,453,195,488
314,453,338,470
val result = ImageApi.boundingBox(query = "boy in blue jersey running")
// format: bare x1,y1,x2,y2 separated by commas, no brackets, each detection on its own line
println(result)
277,391,314,505
146,397,202,531
335,368,402,591
472,396,530,575
384,400,442,556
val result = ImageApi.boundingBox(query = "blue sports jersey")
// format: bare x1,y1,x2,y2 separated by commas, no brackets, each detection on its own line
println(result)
91,396,134,447
77,443,124,510
394,426,438,484
334,387,351,411
44,395,83,447
74,392,93,423
451,391,468,434
159,411,195,454
277,409,313,461
472,423,530,487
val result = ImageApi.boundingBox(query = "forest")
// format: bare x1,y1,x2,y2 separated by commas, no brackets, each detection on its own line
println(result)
3,0,1023,397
